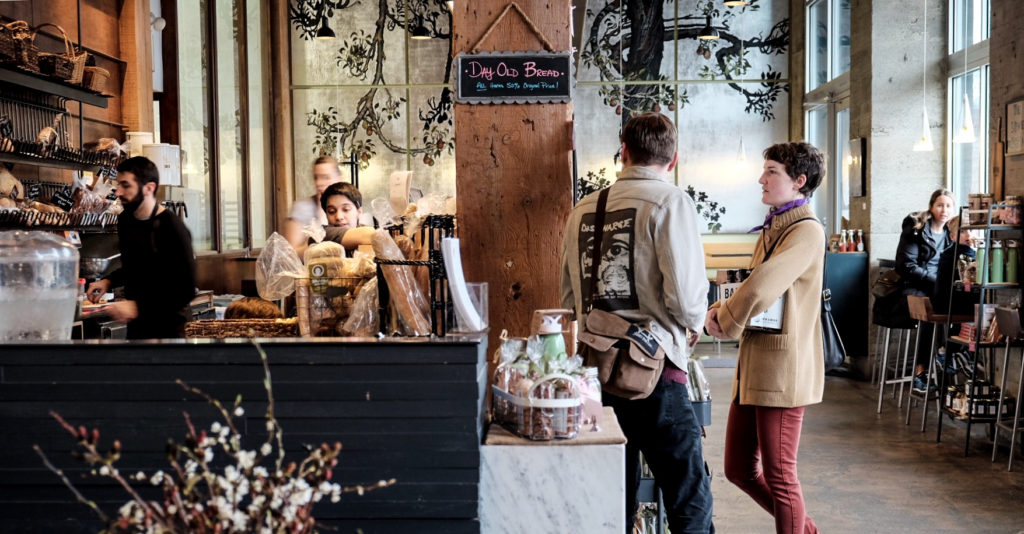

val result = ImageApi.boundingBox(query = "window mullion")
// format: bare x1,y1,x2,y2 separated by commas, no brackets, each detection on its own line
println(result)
237,0,252,251
206,0,223,252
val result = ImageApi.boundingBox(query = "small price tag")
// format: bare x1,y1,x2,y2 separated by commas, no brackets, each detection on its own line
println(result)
63,230,81,247
25,182,41,200
51,186,75,212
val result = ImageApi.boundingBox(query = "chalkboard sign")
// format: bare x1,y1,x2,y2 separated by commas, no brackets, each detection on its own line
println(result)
455,51,573,104
51,186,75,212
25,182,41,200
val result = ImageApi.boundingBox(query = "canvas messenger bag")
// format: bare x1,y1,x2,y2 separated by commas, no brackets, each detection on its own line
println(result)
576,187,666,400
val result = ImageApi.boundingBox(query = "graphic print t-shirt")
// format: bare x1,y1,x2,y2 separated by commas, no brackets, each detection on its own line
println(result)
578,207,639,311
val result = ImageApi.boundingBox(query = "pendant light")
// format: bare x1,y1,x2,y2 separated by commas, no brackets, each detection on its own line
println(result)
913,0,933,152
315,15,335,40
737,134,747,162
698,15,719,40
724,1,750,6
953,43,977,144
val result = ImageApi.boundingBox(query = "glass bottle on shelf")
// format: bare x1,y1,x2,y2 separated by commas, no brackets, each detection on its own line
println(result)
839,229,848,252
855,229,864,252
975,238,987,284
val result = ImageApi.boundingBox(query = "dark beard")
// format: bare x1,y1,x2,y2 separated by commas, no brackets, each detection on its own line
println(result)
121,196,143,216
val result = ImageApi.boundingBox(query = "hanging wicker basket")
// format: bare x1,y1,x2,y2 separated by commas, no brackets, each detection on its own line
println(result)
0,21,39,73
82,65,110,93
34,23,87,83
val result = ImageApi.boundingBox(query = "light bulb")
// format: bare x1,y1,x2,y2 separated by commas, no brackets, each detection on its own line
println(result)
913,105,934,152
953,93,976,144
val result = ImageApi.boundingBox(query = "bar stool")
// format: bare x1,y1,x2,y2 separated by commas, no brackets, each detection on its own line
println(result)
903,295,973,431
992,307,1024,471
875,319,916,414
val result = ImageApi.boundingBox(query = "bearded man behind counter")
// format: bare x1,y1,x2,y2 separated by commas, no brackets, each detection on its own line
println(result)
86,156,197,339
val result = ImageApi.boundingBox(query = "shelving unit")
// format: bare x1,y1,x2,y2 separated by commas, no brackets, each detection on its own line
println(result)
937,204,1022,455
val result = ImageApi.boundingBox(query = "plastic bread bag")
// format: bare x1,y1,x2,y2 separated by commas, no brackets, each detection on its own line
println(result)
341,276,379,337
256,232,305,300
371,229,432,336
687,357,712,402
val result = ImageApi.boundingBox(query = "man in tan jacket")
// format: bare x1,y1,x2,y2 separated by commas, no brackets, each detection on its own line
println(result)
561,113,713,533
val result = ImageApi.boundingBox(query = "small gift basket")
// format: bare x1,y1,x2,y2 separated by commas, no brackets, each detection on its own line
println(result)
491,310,595,441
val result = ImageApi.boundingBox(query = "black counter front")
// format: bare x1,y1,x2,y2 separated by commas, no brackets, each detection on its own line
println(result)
0,336,488,533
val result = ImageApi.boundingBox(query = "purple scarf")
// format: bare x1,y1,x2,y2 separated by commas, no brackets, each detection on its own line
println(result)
748,198,808,233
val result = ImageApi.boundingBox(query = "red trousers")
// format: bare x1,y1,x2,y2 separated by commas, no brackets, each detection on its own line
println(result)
724,403,819,534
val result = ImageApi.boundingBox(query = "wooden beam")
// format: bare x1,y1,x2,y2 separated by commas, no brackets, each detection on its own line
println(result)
118,0,154,132
453,1,574,349
269,0,294,233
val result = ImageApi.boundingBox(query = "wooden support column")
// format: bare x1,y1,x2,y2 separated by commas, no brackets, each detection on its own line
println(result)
453,2,574,348
119,0,154,132
269,0,294,232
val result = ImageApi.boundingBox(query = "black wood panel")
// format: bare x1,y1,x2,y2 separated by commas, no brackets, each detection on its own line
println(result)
0,338,487,533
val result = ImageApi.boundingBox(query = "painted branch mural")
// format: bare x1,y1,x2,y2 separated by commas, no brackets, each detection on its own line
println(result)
581,0,789,121
290,0,454,168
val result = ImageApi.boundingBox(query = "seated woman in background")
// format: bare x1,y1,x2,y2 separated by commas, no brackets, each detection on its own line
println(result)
224,296,284,319
893,188,956,393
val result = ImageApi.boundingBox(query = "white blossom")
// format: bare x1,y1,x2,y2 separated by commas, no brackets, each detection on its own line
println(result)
211,422,222,434
237,450,256,470
253,466,268,478
233,406,245,417
98,465,110,476
204,448,214,463
260,443,272,456
150,471,165,485
265,421,275,432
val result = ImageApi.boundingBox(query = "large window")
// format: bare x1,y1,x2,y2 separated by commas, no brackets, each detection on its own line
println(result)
806,0,850,92
176,0,272,252
947,0,990,203
805,0,851,234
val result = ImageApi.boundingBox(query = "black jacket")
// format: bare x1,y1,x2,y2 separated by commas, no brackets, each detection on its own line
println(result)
895,212,951,298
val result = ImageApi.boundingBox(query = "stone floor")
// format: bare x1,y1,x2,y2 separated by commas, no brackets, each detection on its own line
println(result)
694,346,1024,534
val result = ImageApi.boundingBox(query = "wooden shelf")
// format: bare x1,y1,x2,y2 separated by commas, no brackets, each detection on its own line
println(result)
0,151,112,172
0,64,109,108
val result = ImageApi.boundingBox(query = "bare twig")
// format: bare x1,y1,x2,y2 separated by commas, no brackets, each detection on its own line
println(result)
32,445,110,523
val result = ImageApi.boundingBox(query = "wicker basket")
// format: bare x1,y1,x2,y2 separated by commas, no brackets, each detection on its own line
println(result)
0,21,39,73
82,65,109,93
34,23,87,83
184,318,300,339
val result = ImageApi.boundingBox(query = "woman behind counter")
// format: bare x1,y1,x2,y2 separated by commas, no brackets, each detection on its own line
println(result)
705,142,825,534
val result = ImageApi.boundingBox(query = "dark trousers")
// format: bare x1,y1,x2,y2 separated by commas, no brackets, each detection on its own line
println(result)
604,377,714,534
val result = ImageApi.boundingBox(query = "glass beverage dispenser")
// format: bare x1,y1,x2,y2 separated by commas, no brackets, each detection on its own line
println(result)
0,231,80,340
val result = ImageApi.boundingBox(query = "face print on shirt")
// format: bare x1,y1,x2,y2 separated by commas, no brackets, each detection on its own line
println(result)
578,208,639,311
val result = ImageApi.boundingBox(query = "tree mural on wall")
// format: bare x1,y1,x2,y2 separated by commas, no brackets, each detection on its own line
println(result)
289,0,454,168
581,0,789,121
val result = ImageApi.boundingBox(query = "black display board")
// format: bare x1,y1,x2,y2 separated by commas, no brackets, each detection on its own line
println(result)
455,51,573,104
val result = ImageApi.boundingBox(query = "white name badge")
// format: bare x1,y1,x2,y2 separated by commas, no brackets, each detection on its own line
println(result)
720,282,785,333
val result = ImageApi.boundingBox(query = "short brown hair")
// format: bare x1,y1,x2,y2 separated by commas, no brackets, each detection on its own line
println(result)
224,297,283,319
620,113,677,167
762,142,825,197
313,156,341,174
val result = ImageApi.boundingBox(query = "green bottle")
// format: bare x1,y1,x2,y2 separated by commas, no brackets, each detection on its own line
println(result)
1007,240,1020,284
990,240,1004,284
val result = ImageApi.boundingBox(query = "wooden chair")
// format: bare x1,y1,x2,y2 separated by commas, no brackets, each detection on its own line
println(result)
904,295,973,431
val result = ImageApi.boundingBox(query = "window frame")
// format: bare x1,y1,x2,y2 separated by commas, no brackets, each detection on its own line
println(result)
166,0,272,254
946,2,990,200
